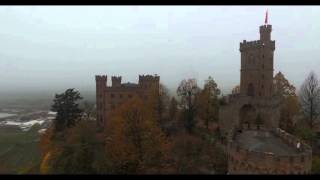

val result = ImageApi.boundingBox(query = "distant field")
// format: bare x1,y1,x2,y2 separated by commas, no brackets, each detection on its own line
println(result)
0,125,41,174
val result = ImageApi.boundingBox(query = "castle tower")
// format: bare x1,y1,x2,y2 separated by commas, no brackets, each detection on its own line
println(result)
111,76,122,87
239,24,275,99
138,75,160,91
95,75,107,129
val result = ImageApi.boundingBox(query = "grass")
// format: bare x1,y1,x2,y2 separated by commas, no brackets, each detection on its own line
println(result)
0,125,41,174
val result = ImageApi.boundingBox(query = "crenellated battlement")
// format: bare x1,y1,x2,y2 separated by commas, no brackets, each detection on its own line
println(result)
240,40,275,51
95,75,107,81
111,76,122,87
95,74,161,131
260,24,272,33
138,74,160,83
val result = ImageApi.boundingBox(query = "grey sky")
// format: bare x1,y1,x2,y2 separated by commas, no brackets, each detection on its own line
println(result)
0,6,319,96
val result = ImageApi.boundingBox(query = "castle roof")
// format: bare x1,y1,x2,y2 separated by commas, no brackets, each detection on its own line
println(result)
121,82,138,88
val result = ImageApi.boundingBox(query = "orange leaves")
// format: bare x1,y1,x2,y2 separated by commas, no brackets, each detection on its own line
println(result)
39,127,53,159
40,152,51,174
274,71,297,98
105,96,169,173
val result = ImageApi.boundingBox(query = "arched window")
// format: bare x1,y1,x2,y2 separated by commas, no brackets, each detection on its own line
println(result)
247,83,254,97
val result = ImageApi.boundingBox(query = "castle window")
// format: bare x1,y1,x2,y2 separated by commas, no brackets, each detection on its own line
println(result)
259,92,261,96
301,156,305,163
110,94,114,98
261,85,264,89
128,94,132,98
119,94,123,98
262,74,264,79
262,54,264,58
111,104,115,109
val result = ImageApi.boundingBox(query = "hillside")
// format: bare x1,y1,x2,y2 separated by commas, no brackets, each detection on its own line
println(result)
0,125,41,174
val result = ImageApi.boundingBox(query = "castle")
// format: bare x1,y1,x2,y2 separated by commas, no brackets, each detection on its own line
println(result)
94,15,313,175
219,23,312,174
219,24,280,134
95,74,160,129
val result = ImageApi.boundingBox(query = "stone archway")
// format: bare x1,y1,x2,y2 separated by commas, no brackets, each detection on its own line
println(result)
239,104,257,129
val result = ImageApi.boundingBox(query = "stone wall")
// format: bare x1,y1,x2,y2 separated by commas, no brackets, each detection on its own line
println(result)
95,74,160,131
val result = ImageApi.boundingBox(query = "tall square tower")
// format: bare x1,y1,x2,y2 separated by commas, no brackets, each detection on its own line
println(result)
239,25,275,98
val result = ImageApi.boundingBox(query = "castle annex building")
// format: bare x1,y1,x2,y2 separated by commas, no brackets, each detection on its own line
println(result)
95,75,160,129
219,21,312,174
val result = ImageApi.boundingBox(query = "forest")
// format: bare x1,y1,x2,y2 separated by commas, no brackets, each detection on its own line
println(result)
33,71,320,174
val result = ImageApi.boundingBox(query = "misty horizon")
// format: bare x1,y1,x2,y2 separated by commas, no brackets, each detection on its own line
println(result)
0,6,320,100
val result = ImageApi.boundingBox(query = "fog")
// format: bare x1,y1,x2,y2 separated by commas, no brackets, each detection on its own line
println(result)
0,6,320,102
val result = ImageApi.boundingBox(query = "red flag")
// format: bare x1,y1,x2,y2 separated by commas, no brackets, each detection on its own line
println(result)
265,9,268,24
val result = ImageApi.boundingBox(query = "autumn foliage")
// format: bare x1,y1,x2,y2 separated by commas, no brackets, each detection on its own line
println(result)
39,82,228,174
105,96,170,174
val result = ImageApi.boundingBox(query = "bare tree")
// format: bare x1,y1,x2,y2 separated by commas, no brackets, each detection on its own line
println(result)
177,79,200,133
299,71,320,128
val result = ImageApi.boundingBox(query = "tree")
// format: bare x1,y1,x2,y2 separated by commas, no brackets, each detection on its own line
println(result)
82,100,95,120
169,97,178,120
51,88,83,132
280,95,300,133
273,72,299,132
231,85,240,94
177,79,200,133
170,132,227,174
299,71,320,128
40,120,108,174
312,156,320,174
196,76,221,130
274,71,296,98
158,84,171,124
105,96,169,174
293,127,317,147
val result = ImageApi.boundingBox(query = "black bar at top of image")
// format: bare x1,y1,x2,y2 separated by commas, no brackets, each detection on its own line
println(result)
0,0,319,6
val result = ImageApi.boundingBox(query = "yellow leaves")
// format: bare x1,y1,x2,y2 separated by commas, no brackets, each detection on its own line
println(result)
274,71,297,97
284,96,300,115
40,152,51,174
39,128,53,158
105,96,168,173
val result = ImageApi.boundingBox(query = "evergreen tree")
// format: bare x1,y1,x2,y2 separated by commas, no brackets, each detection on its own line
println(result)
51,88,83,132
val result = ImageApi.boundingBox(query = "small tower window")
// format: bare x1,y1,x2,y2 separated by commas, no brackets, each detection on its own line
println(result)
262,74,264,79
262,85,264,89
262,64,264,69
119,94,123,98
128,94,132,98
110,94,114,98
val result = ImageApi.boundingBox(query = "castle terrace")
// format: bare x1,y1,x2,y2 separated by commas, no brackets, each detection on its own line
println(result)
233,130,302,156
